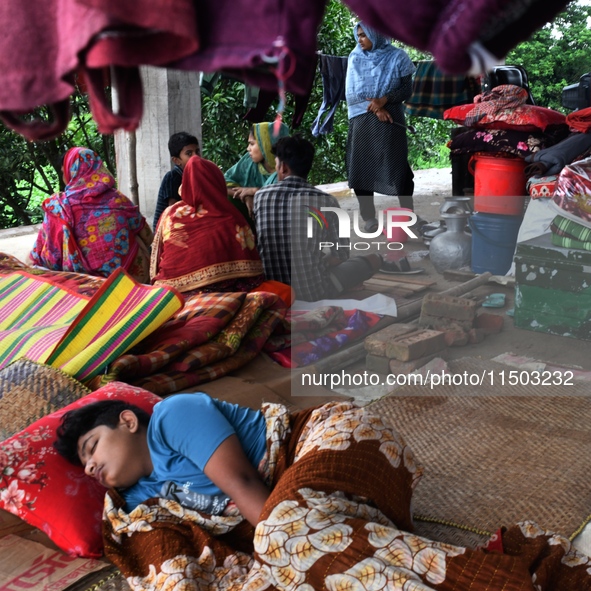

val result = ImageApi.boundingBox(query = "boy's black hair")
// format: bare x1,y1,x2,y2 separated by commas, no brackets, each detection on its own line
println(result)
272,134,315,179
168,132,199,158
54,400,151,466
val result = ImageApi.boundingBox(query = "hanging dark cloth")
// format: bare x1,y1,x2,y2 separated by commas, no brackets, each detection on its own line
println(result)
311,54,348,136
524,133,591,177
243,89,313,129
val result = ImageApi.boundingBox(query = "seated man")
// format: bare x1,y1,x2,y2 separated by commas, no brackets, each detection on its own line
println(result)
253,134,381,302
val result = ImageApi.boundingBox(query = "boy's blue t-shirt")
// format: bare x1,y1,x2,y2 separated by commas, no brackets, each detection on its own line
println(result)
122,393,267,512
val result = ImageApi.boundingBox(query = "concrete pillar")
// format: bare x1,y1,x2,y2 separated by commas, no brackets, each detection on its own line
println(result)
115,67,202,225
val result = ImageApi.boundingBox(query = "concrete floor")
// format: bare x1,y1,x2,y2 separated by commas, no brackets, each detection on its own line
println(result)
0,225,39,264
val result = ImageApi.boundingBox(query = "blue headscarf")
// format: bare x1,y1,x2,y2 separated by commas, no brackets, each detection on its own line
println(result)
345,22,415,119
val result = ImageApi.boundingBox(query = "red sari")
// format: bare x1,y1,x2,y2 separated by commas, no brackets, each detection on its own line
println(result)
150,156,264,293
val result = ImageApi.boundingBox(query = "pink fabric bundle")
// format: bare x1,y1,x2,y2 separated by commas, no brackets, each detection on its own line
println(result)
0,0,197,139
0,0,571,141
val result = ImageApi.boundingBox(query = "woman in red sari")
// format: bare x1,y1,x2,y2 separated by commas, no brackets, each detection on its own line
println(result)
150,156,266,294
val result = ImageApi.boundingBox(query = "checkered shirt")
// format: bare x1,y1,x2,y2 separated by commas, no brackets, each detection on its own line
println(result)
253,176,350,301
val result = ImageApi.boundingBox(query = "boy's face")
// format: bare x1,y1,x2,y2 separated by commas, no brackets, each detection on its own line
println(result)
77,410,150,489
173,144,199,169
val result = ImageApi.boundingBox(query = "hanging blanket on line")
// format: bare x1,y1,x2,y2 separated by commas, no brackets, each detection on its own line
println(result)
0,266,183,382
0,254,286,395
102,401,591,591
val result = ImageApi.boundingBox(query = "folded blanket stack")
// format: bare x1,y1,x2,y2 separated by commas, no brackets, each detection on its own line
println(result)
445,84,568,162
523,112,591,201
551,214,591,251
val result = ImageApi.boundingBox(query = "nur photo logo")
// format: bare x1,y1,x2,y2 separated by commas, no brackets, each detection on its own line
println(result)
306,207,418,251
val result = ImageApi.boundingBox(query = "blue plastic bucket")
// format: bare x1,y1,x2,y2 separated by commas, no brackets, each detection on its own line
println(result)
469,213,523,275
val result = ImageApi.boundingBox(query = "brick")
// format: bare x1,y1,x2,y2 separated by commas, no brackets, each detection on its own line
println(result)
364,323,417,357
411,357,450,379
387,329,446,361
474,312,504,334
421,293,478,322
467,328,486,344
444,328,469,347
366,354,392,375
418,312,474,332
389,350,448,374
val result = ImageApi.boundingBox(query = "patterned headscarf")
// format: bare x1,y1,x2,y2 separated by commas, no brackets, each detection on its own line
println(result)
30,147,145,276
62,147,117,201
150,156,263,291
252,122,290,167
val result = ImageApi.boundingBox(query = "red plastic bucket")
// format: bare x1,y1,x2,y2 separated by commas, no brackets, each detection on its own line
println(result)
468,154,527,216
382,208,414,243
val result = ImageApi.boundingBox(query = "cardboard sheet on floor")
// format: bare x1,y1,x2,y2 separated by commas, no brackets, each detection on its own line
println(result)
0,534,105,591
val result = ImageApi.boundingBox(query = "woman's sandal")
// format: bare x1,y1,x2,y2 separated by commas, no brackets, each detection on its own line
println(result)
380,256,425,275
364,218,379,233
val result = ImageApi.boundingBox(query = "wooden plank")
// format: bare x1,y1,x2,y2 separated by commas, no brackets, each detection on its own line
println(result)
364,278,431,293
387,287,418,298
373,272,437,287
443,269,515,286
363,283,417,299
442,269,477,282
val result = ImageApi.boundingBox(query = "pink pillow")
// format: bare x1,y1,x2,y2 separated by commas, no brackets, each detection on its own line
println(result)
444,103,566,132
0,382,161,557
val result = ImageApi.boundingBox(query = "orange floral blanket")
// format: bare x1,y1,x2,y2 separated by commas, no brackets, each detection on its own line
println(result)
102,402,591,591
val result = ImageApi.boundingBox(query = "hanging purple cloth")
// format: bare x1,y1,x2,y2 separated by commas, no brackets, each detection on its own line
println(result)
0,0,198,139
0,0,571,141
343,0,570,74
172,0,326,96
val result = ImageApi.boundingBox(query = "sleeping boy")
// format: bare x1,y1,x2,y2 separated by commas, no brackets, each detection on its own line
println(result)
54,393,270,526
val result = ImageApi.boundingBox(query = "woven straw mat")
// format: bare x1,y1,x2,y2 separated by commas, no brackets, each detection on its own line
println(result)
66,566,129,591
368,357,591,541
0,358,90,440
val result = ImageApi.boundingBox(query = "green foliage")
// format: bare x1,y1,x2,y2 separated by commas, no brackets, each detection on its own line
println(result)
408,116,455,169
0,88,114,229
201,81,249,169
506,3,591,111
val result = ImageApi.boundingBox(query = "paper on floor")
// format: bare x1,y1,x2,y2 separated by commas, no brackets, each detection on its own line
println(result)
292,293,398,317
